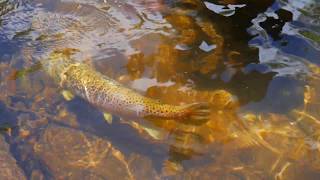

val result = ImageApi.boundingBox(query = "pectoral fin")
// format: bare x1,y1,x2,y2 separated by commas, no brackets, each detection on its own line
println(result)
61,90,75,101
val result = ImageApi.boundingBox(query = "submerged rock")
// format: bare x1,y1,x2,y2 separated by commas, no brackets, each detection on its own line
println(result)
32,125,158,180
0,136,26,180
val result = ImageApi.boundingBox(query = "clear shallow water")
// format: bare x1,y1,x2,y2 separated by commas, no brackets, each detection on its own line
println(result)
0,0,320,179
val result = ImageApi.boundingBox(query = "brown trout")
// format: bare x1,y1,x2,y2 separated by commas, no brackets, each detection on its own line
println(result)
42,50,210,121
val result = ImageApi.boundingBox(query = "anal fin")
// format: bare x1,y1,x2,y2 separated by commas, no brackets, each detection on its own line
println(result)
103,112,113,124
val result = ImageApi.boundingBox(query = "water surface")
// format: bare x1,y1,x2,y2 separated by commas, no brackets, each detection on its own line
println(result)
0,0,320,179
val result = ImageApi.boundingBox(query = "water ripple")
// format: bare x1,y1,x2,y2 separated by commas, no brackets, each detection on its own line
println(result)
0,0,173,61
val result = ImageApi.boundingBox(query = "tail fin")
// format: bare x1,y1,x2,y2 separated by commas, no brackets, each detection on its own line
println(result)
180,102,211,125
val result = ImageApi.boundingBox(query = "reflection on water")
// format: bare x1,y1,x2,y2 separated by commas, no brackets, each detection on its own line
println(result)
0,0,320,179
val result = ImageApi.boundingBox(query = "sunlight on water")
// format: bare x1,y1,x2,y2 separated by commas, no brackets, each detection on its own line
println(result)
0,0,320,179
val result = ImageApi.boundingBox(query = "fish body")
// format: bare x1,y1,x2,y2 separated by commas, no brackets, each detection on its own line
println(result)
43,51,209,121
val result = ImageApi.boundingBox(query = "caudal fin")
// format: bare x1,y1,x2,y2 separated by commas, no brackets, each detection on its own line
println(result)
181,102,211,125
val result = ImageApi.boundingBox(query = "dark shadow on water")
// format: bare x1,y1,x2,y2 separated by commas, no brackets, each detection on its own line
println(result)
243,76,305,113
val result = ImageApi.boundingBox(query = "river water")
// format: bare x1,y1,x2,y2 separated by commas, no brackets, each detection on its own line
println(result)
0,0,320,179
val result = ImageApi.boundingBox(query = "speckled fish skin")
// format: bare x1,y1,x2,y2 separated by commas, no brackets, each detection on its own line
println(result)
42,51,209,120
